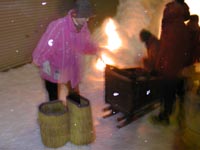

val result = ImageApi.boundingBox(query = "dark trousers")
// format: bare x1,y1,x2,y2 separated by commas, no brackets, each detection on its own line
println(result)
44,80,80,101
44,80,58,101
159,78,177,120
176,78,186,102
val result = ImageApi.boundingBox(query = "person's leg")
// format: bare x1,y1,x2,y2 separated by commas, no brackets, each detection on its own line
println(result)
176,78,186,128
66,82,80,95
176,78,185,102
150,78,176,125
66,82,80,103
159,79,177,121
44,80,58,101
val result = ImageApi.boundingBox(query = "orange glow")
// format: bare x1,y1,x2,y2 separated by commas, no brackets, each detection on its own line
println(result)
101,53,115,65
95,18,122,71
95,58,106,71
104,18,122,52
95,54,115,71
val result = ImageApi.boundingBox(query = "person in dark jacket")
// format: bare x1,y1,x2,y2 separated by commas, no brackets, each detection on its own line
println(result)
186,15,200,63
140,29,160,73
151,0,190,125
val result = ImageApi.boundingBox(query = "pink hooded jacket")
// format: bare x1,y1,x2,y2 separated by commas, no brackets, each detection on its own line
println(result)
32,10,98,88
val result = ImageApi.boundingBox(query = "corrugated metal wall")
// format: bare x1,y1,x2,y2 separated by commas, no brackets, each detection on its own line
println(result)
0,0,73,71
0,0,118,71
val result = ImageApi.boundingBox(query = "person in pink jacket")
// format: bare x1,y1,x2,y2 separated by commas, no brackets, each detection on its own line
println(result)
32,0,99,101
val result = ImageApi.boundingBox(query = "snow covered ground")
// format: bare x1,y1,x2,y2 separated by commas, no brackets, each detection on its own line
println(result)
0,63,180,150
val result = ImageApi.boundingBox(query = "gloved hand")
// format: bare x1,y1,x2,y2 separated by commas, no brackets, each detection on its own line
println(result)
42,61,51,75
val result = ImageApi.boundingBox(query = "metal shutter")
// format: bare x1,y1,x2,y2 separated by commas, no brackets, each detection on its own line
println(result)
0,0,119,71
0,0,73,71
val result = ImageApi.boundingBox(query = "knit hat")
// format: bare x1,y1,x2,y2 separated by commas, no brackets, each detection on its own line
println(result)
74,0,94,18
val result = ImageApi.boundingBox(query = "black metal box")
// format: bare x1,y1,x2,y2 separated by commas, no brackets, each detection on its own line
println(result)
105,65,163,115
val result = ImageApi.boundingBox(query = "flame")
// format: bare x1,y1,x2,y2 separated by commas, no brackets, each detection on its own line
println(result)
95,58,106,71
104,19,122,52
95,18,122,71
101,54,115,65
94,2,200,71
95,54,115,71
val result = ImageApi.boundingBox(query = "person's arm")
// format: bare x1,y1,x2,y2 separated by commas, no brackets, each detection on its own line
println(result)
82,28,99,55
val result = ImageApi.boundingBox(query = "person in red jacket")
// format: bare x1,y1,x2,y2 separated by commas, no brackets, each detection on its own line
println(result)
151,0,190,125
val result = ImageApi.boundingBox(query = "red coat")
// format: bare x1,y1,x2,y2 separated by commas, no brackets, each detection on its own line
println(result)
156,1,190,78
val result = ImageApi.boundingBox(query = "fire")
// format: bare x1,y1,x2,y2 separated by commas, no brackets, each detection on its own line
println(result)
101,54,114,64
95,54,115,71
95,58,106,71
104,19,122,52
95,18,122,71
95,1,200,71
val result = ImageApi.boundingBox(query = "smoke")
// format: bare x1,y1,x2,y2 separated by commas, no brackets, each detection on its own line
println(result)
113,0,151,67
85,0,167,78
94,0,166,68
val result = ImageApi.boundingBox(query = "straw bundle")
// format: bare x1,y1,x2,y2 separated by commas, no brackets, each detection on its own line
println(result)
38,100,69,148
67,94,95,145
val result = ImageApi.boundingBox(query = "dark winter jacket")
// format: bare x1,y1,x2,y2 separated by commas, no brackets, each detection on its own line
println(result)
155,1,190,78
